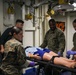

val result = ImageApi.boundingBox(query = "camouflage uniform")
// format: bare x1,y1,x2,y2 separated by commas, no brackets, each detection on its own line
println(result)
40,28,65,54
0,38,29,75
72,32,76,51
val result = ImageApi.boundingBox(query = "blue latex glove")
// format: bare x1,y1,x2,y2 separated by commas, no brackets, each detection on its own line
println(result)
67,50,76,55
29,61,35,67
66,50,76,58
58,52,61,56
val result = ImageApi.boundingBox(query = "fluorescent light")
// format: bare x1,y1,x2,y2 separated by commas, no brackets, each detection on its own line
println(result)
72,3,76,7
53,4,74,11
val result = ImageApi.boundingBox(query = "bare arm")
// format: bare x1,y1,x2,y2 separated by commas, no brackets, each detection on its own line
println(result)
0,45,4,53
28,53,41,60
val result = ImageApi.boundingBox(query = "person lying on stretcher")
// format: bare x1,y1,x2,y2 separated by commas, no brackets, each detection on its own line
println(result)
25,47,76,68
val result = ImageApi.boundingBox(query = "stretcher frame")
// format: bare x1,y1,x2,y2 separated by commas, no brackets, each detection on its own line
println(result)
26,57,76,74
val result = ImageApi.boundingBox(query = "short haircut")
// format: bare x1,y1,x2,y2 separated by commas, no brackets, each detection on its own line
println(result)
11,27,22,35
16,19,24,24
73,19,76,23
49,19,56,24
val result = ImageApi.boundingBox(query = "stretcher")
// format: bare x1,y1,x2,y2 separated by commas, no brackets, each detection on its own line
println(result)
26,57,76,75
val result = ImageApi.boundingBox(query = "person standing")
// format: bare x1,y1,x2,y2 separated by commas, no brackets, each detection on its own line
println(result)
70,19,76,61
0,19,24,46
69,19,76,75
40,19,65,56
0,19,24,53
71,19,76,51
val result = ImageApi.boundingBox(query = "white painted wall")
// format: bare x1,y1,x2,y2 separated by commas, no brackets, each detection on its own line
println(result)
0,0,3,34
22,5,35,47
3,2,14,31
14,4,22,21
3,1,23,31
22,0,49,47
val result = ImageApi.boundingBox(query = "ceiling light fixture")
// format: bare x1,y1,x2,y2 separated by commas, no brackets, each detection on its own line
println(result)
53,4,74,11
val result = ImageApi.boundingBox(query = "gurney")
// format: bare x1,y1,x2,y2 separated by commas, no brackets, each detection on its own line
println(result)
26,57,76,75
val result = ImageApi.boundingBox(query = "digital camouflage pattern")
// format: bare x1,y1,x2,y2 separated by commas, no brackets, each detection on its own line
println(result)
40,28,65,54
0,38,29,75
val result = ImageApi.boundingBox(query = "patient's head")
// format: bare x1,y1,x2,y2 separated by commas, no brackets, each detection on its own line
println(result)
12,27,23,42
